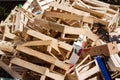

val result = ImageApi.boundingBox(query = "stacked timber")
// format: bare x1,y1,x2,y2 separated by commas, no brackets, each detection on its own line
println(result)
0,0,120,80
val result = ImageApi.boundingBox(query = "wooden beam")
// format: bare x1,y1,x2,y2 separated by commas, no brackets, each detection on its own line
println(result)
16,45,69,71
0,60,22,79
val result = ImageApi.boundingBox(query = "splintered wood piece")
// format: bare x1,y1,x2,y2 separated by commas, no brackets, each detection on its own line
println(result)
0,60,22,80
16,45,69,71
11,58,65,80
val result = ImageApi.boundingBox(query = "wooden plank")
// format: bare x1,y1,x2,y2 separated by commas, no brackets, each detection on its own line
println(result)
21,40,52,46
16,45,69,71
11,58,64,80
82,17,93,24
0,60,22,79
73,2,105,18
34,18,65,32
11,58,47,75
89,0,110,7
4,32,16,40
15,12,21,32
93,17,108,26
83,0,109,8
43,11,83,21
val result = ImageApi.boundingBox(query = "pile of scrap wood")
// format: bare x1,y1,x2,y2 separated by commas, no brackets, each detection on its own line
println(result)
0,0,120,80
